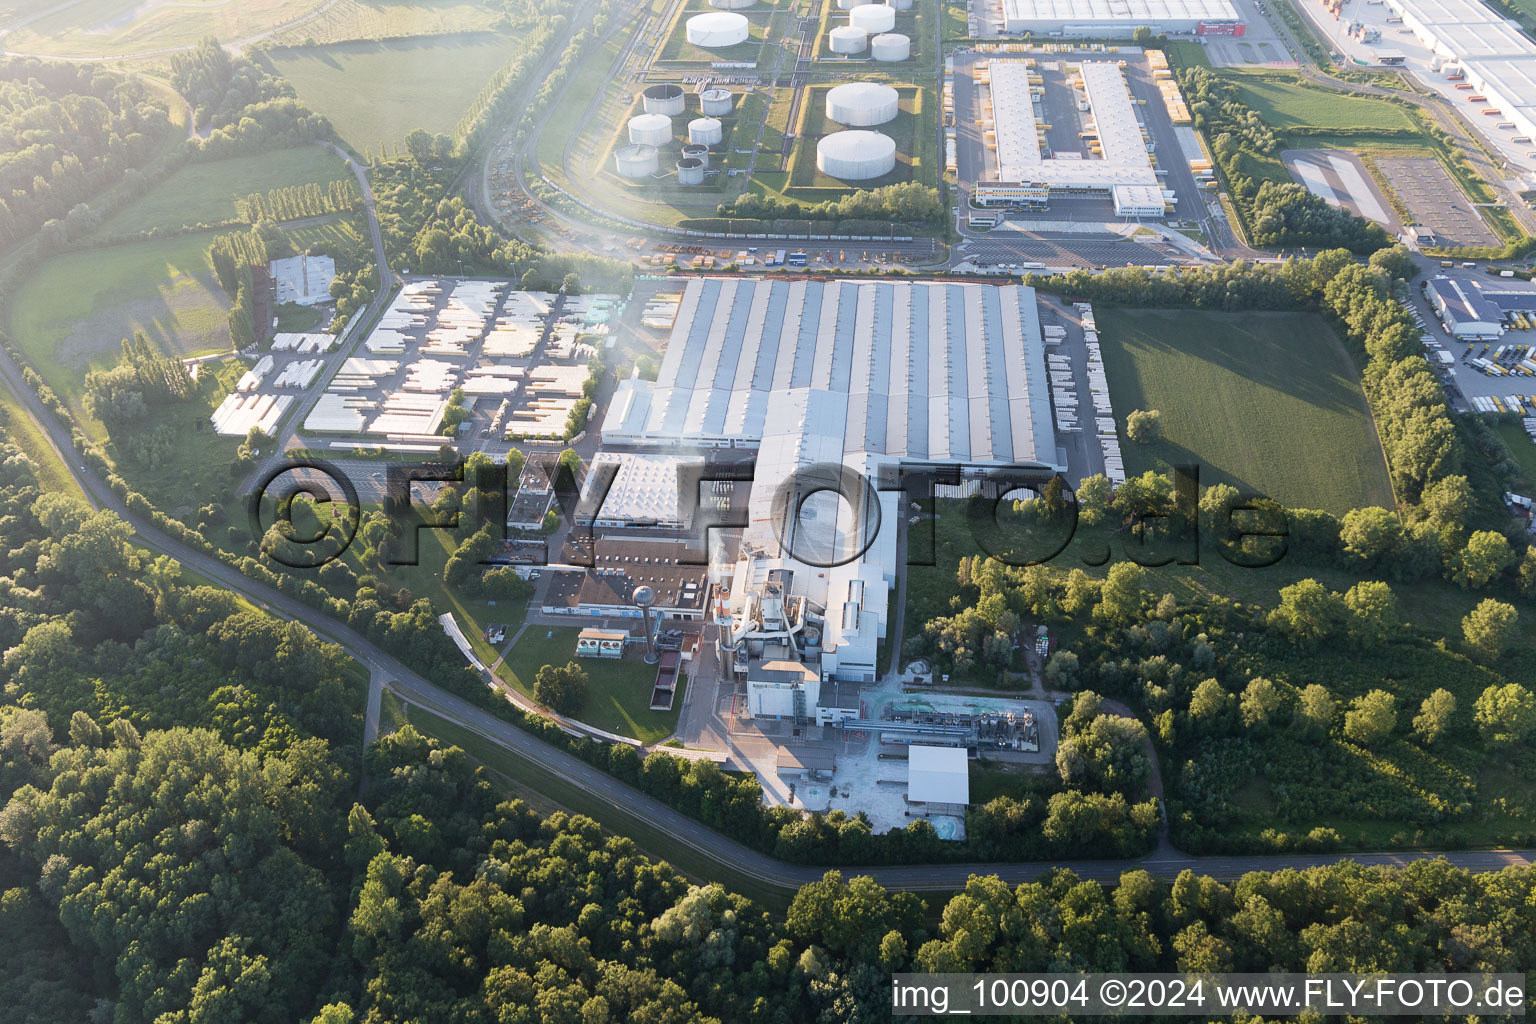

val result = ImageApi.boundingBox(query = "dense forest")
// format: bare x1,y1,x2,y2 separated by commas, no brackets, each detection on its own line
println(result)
0,58,176,246
170,40,333,158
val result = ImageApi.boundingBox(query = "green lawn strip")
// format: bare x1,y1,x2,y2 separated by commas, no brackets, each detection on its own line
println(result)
535,33,625,181
259,33,531,154
1225,75,1414,131
0,372,83,497
1095,308,1395,514
400,701,795,911
95,147,354,237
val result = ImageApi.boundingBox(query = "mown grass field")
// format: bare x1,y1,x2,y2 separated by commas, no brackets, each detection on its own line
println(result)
1496,419,1536,489
96,148,354,236
505,625,684,744
4,0,318,57
10,231,231,417
268,0,505,45
259,33,528,153
1096,308,1395,515
1226,77,1415,131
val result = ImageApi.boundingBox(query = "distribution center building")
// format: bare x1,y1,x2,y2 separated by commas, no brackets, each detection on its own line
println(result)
1001,0,1244,35
1383,0,1536,144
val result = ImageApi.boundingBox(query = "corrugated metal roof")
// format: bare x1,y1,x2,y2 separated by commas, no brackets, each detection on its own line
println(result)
605,278,1059,469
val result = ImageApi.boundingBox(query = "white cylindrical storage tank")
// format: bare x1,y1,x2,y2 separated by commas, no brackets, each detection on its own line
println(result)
871,32,910,61
836,0,871,9
686,11,750,47
628,113,672,146
641,83,686,116
850,3,895,32
709,0,755,8
682,143,710,168
825,82,899,126
828,25,868,53
699,88,734,116
615,144,660,179
676,158,706,185
816,130,896,180
688,117,724,145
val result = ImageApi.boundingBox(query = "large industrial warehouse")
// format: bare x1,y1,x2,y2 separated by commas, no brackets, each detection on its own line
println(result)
601,276,1062,697
1384,0,1536,143
1001,0,1244,36
977,59,1167,215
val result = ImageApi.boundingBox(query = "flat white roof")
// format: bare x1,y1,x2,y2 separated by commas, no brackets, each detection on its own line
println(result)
580,451,700,523
1003,0,1240,23
990,60,1158,188
908,745,970,804
602,277,1059,467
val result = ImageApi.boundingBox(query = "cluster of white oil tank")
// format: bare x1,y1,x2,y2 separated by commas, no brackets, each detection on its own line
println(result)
827,2,905,59
618,84,738,182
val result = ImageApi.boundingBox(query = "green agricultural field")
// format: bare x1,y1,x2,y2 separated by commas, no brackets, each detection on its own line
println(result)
267,0,506,46
96,148,354,237
10,231,232,415
1227,77,1415,131
259,33,528,153
503,626,683,743
1096,308,1395,514
3,0,320,57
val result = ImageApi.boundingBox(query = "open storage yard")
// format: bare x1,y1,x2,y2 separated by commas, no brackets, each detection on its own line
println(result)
1376,157,1501,249
259,33,533,152
1096,308,1396,514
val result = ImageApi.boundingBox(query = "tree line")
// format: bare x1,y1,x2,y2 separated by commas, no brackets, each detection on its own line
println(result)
719,181,945,225
236,179,359,223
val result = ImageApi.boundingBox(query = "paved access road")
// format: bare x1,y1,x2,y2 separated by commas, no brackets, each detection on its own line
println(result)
0,323,1531,892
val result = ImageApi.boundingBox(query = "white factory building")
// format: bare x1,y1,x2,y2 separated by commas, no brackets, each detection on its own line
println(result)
270,254,337,307
1384,0,1536,143
1001,0,1244,35
601,277,1062,716
977,60,1168,216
